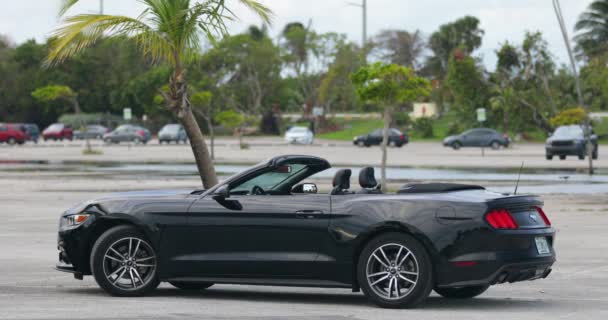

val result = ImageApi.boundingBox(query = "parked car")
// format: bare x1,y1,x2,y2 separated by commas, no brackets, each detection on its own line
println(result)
0,123,29,145
43,123,73,141
545,125,598,160
74,125,109,140
354,128,408,147
22,123,40,143
284,126,314,145
158,124,187,144
443,128,510,150
103,124,151,144
55,155,555,308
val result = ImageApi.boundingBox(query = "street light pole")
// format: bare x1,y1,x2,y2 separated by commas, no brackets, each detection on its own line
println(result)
347,0,368,62
552,0,594,175
100,0,104,14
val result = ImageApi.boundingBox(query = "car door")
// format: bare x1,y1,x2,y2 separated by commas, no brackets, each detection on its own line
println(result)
369,129,383,145
0,125,7,141
178,193,330,279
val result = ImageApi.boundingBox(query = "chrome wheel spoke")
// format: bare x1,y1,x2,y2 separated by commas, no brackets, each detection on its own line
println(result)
400,270,418,276
112,268,127,284
128,269,137,288
132,239,141,258
399,274,416,285
128,238,133,258
379,247,391,266
137,264,155,268
104,255,123,264
370,274,389,286
397,251,411,268
372,254,389,268
109,247,124,259
132,268,144,285
395,277,400,297
136,256,155,262
367,271,389,278
387,278,394,298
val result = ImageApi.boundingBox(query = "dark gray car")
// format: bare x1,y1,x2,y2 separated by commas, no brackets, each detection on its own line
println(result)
158,124,187,144
103,124,151,144
74,125,109,140
545,125,598,160
443,128,510,150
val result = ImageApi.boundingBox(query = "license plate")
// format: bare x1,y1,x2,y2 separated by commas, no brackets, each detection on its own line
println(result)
535,237,551,255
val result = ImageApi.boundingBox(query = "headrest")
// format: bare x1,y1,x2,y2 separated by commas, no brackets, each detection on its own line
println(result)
332,169,352,190
359,167,378,189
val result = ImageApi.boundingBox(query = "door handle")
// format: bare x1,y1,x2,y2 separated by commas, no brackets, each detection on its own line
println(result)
295,210,323,219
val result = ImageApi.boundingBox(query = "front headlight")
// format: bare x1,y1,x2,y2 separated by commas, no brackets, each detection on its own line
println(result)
61,214,91,227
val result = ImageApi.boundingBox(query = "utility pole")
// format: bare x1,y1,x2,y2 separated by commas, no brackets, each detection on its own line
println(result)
552,0,594,175
347,0,368,60
100,0,104,14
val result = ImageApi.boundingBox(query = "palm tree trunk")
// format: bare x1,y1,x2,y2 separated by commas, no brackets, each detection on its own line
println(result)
180,108,218,188
206,116,215,160
72,98,91,153
169,65,218,188
380,106,391,190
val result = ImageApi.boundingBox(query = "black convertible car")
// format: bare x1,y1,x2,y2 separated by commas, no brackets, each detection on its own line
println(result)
56,155,555,308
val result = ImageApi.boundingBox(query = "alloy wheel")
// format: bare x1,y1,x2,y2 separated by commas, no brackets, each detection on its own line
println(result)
366,243,419,300
102,237,157,291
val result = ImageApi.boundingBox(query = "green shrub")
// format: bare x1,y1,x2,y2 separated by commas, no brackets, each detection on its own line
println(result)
393,112,412,127
549,107,587,127
413,118,434,138
447,121,464,135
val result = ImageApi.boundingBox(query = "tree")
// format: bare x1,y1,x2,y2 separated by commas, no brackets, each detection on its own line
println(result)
351,62,431,188
46,0,272,188
371,29,426,70
214,110,247,149
31,85,93,153
426,16,484,78
445,51,489,125
191,91,216,159
318,42,363,113
550,107,587,127
574,0,608,60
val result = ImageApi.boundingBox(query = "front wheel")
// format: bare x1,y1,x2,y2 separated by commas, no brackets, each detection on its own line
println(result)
490,141,500,150
451,142,462,150
170,281,214,290
434,285,489,299
90,225,160,297
357,232,433,308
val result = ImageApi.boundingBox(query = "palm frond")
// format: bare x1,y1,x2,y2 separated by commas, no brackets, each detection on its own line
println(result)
59,0,81,16
47,14,171,65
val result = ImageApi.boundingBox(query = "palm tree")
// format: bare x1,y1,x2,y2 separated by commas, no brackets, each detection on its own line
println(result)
47,0,272,188
574,0,608,59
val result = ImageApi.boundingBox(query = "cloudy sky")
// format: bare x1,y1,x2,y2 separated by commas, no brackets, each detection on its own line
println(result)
0,0,594,68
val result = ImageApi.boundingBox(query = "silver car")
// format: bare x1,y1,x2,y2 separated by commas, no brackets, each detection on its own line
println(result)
158,124,188,144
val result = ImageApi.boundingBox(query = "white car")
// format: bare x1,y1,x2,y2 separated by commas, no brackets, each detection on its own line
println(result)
285,126,314,145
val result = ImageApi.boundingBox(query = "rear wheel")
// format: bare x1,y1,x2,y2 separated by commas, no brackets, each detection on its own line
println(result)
357,232,432,308
7,137,16,145
490,141,500,150
546,154,553,160
434,285,489,299
170,281,214,290
578,152,585,160
90,225,160,297
560,155,567,160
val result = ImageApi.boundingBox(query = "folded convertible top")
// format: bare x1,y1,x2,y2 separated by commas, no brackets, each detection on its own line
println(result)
397,183,485,194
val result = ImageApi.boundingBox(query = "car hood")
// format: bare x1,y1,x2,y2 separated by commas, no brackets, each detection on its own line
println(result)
66,189,196,215
443,135,457,142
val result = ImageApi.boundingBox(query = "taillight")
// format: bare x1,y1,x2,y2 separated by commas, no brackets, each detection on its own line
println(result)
485,209,518,229
534,206,551,226
400,134,405,140
503,133,509,139
137,130,145,136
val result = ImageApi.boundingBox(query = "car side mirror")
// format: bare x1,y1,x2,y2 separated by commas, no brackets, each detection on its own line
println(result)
292,183,318,194
212,185,230,200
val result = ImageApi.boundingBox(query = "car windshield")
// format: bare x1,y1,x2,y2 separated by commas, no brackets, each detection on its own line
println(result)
161,124,181,133
553,126,584,139
115,125,131,132
288,127,308,133
47,124,63,131
231,164,307,193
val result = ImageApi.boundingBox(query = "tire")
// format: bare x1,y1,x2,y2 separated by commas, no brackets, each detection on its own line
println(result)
434,285,490,299
7,137,16,145
389,141,397,148
546,154,553,160
490,141,500,150
134,137,142,145
90,225,160,297
451,142,462,150
104,138,112,144
357,232,433,308
593,148,598,160
560,155,567,160
170,281,214,291
578,152,585,160
357,141,366,148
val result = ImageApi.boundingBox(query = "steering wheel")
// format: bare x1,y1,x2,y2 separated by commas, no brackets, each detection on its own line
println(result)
250,185,266,195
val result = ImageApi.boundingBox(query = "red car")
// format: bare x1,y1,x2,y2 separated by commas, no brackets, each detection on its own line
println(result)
43,123,73,141
0,123,29,145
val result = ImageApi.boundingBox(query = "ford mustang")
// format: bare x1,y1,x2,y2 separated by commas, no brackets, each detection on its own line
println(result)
56,155,555,308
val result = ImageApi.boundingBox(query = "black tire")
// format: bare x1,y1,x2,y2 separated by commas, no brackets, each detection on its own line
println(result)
490,141,500,150
451,142,462,150
357,232,433,309
560,155,567,160
578,152,585,160
90,225,160,297
170,281,214,290
546,154,553,160
7,137,16,145
134,137,142,144
434,285,490,299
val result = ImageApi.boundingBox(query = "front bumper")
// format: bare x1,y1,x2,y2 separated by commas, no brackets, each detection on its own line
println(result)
546,145,583,156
